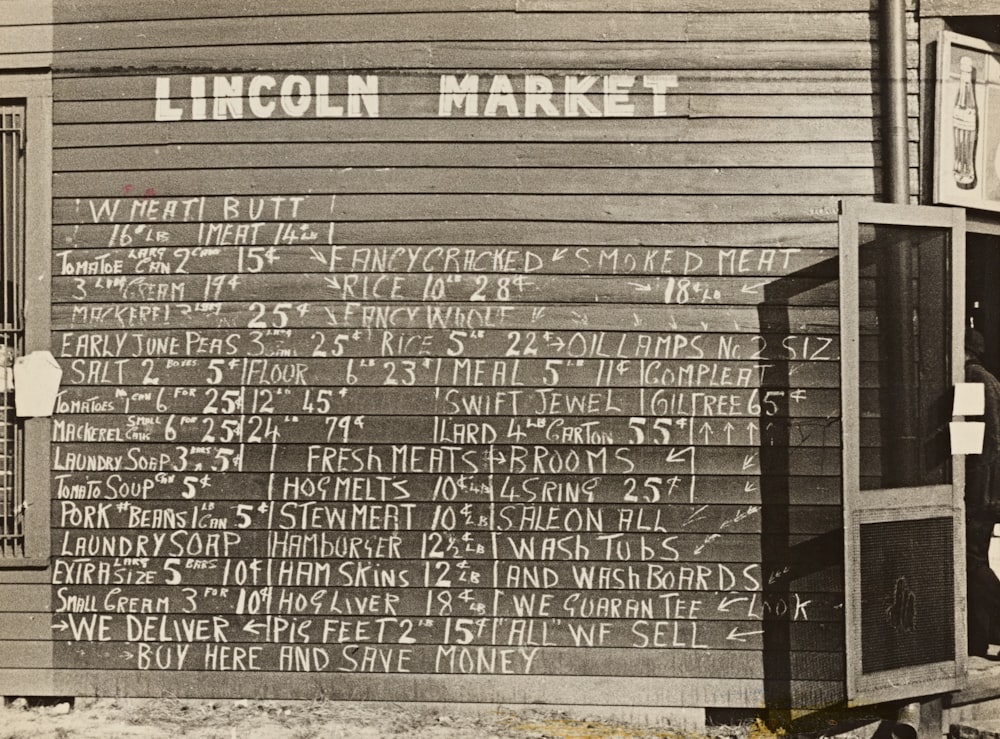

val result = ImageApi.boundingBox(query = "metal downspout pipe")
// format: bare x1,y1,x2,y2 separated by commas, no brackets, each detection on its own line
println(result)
880,0,911,204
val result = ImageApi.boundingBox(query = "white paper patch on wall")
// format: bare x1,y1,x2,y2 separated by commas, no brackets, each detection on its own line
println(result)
950,421,986,454
13,351,62,417
953,382,986,416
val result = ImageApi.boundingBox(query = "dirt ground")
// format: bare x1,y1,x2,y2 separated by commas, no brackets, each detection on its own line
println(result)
0,698,762,739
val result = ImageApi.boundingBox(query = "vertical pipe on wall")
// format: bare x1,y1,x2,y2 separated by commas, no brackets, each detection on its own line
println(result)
879,0,920,485
881,0,911,203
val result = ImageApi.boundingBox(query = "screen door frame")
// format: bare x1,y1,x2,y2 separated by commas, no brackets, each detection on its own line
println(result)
839,200,967,704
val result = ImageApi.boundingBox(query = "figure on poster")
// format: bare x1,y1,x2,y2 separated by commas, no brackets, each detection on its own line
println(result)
964,327,1000,657
953,56,979,190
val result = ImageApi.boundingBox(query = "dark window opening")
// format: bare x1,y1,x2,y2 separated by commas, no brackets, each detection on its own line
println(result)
0,102,25,558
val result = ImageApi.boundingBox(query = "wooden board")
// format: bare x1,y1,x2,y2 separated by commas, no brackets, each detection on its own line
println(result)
53,142,919,170
42,13,894,49
52,118,922,148
52,94,919,124
51,194,852,224
53,220,839,247
49,0,910,22
53,70,920,100
48,43,919,76
50,167,883,197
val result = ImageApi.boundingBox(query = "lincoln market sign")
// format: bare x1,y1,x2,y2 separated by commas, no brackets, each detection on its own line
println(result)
153,73,680,120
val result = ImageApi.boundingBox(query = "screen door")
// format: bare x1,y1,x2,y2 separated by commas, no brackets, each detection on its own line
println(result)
840,201,967,704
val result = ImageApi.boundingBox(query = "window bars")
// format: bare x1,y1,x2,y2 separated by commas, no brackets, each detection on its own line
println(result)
0,103,25,558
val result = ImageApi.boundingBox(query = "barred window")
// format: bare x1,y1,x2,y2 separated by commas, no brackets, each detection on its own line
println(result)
0,102,24,558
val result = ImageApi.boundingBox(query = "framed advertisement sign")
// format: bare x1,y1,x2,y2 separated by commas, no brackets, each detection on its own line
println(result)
935,31,1000,212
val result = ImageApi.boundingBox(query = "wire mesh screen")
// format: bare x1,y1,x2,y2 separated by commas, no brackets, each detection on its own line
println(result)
0,103,25,558
859,517,955,673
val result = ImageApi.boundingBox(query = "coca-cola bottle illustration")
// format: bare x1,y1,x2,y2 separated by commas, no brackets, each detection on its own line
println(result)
953,55,979,190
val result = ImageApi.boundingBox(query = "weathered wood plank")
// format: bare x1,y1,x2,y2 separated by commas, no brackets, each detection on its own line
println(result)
682,13,917,41
37,669,839,710
52,94,919,124
54,142,896,170
52,69,920,99
51,273,843,307
45,8,916,52
40,642,844,679
50,40,919,73
2,0,53,25
46,381,841,415
50,496,841,533
47,0,905,21
50,523,836,558
49,468,842,505
51,167,880,197
53,346,841,388
51,0,519,23
0,670,55,696
919,0,997,16
49,580,845,617
0,586,50,614
56,220,839,248
52,118,920,147
53,194,852,225
45,12,889,49
43,613,843,651
52,245,839,278
0,614,53,640
521,0,913,10
0,25,53,56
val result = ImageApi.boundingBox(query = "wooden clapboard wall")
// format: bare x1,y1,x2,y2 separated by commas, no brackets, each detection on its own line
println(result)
1,0,921,710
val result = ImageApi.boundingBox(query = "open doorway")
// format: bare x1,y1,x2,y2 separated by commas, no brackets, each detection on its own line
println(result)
964,231,1000,663
966,233,1000,375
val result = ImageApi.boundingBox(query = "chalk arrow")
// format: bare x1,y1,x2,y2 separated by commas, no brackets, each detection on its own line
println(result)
699,421,713,444
51,621,69,632
324,276,341,290
683,504,709,527
552,247,568,262
243,619,268,637
665,446,694,463
308,247,328,267
627,282,652,292
717,594,749,613
723,421,735,444
726,626,765,642
742,452,757,471
744,480,758,494
741,281,768,295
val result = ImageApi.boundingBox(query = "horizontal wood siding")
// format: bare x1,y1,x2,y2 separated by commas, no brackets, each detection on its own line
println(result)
2,0,919,709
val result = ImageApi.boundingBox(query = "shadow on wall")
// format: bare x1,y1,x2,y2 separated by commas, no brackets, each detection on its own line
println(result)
758,254,844,727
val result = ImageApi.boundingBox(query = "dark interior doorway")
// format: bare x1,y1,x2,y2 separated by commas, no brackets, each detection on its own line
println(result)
966,233,1000,374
